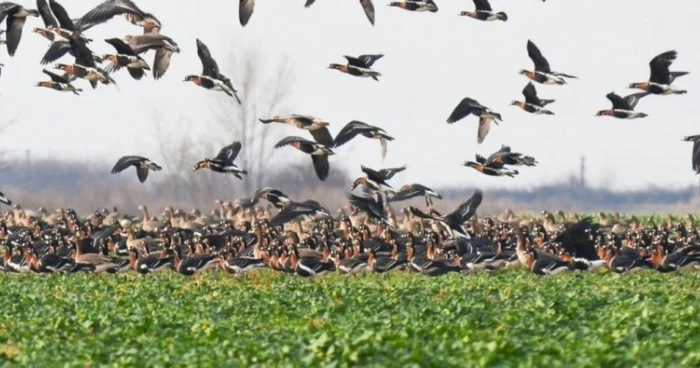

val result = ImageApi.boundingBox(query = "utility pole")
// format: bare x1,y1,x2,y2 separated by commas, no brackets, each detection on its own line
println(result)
580,156,586,188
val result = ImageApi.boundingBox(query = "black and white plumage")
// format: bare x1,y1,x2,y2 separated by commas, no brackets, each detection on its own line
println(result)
220,256,266,275
34,0,96,65
332,120,394,158
522,82,554,107
253,188,292,209
269,200,331,227
35,0,82,42
0,2,40,56
387,183,442,207
388,0,438,13
368,248,408,273
188,38,241,104
327,53,383,81
649,51,687,85
344,54,384,69
607,92,648,111
409,189,483,238
606,253,653,274
628,51,689,95
376,165,406,180
521,40,578,85
174,254,219,276
110,155,162,183
274,136,334,181
102,37,150,80
135,253,174,274
54,32,116,89
347,189,390,226
528,251,576,276
511,82,555,115
36,254,79,273
596,92,650,119
446,97,502,144
75,0,161,32
352,165,405,193
193,141,247,179
459,0,507,22
0,190,11,206
293,251,336,278
35,68,82,95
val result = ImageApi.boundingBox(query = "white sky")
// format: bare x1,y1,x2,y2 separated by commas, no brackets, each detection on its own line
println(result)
1,0,698,192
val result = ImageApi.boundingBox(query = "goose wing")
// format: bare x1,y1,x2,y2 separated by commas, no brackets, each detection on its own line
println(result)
5,6,28,57
42,68,71,84
274,136,311,149
358,54,383,68
378,165,406,180
196,38,220,77
40,42,71,65
446,189,483,223
606,92,631,110
623,92,650,110
239,0,255,26
269,202,315,226
473,0,492,11
76,0,149,31
477,117,492,144
527,40,551,73
649,50,676,85
111,155,146,174
0,190,11,206
309,127,334,147
348,192,388,224
311,155,330,181
152,47,173,79
215,141,242,163
447,97,483,124
522,82,540,105
332,120,369,148
136,167,149,183
693,141,700,173
360,0,375,25
49,0,75,31
104,37,137,55
37,0,58,28
361,165,385,182
69,32,96,67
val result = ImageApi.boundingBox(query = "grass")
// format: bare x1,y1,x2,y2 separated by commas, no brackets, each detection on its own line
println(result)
0,270,699,367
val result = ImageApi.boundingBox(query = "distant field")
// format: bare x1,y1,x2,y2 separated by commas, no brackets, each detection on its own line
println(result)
0,271,699,367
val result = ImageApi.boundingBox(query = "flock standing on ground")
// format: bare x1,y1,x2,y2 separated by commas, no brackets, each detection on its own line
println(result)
0,1,698,278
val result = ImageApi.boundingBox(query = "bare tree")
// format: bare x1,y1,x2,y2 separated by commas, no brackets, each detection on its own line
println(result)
0,105,19,172
146,45,296,206
210,46,296,193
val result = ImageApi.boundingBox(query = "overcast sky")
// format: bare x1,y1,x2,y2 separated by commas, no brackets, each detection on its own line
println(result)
1,0,698,192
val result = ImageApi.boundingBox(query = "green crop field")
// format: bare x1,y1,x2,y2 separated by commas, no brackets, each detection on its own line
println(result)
1,270,699,367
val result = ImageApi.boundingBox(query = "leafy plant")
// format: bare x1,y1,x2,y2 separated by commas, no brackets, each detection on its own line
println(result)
0,270,698,367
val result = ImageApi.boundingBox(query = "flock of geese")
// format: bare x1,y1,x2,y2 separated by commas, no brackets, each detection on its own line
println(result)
2,201,700,277
0,1,699,278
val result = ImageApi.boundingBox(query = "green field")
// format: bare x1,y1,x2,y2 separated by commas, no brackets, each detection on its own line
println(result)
1,270,699,367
